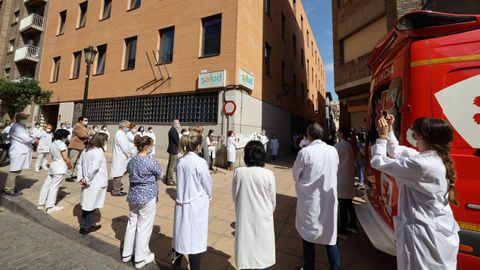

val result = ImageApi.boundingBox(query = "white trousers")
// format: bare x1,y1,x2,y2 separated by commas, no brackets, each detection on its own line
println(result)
122,198,156,262
35,152,49,170
38,174,64,208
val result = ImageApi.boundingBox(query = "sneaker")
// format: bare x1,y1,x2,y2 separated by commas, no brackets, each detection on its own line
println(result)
37,205,45,210
46,206,64,214
122,255,132,263
338,233,348,240
3,189,22,196
347,227,360,235
135,253,155,269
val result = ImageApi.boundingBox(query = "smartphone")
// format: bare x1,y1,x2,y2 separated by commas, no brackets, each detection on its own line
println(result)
382,110,388,118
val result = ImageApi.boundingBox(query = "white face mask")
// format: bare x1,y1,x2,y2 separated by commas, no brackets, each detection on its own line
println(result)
102,127,107,131
406,128,417,147
46,128,52,133
19,119,28,125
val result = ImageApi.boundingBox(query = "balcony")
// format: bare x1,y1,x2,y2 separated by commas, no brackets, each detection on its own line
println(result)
19,14,44,33
14,45,40,63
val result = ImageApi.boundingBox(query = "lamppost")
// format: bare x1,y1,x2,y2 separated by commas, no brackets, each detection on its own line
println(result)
81,46,97,116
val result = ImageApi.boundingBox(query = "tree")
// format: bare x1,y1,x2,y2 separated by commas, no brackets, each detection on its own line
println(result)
0,79,52,118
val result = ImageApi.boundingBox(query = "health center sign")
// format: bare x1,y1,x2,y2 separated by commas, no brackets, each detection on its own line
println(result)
239,69,254,91
198,70,226,89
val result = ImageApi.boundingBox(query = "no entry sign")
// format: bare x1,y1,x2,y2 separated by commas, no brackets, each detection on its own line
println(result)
223,100,237,116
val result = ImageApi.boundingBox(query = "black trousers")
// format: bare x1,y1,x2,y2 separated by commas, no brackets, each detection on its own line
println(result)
172,251,202,270
81,210,94,229
338,198,358,234
302,239,341,270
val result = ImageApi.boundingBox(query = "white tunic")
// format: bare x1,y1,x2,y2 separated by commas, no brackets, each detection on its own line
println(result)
77,147,108,211
9,123,34,171
232,167,276,269
173,152,213,254
227,136,237,163
293,139,339,245
371,132,459,270
111,130,133,178
145,131,156,156
269,138,279,156
206,137,216,159
48,140,68,175
36,130,53,153
334,139,355,199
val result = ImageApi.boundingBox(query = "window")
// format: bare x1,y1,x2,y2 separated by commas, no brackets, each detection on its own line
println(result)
101,0,112,20
264,0,271,17
301,49,304,67
307,30,310,46
12,11,19,24
264,42,271,75
315,74,318,88
301,15,304,33
293,73,297,98
51,57,61,82
307,59,309,81
158,27,175,64
78,2,88,28
129,0,141,10
71,51,82,79
312,68,314,82
311,41,313,54
292,34,297,57
281,61,286,85
58,11,67,35
201,15,222,57
124,36,137,70
281,13,286,39
8,39,14,52
95,44,107,75
5,68,10,79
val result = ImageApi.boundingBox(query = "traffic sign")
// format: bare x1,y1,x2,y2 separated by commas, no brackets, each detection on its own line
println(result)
223,100,236,116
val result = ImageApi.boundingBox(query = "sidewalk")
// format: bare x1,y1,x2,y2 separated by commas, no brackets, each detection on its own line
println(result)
0,153,396,269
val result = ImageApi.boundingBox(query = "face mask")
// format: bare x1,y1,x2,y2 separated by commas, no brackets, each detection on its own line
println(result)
20,119,28,125
46,128,52,133
147,146,153,154
139,128,144,132
406,128,417,147
66,125,71,129
148,129,152,133
123,128,129,133
102,127,107,131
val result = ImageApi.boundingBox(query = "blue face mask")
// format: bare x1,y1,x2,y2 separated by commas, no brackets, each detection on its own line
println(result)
123,127,130,133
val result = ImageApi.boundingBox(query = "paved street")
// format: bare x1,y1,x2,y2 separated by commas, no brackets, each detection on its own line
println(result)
0,153,396,269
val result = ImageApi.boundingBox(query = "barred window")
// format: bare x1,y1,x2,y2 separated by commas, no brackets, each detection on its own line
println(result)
85,93,218,124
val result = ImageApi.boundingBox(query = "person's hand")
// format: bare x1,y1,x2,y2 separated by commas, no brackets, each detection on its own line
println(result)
67,163,73,170
377,117,389,139
79,179,88,188
385,114,395,133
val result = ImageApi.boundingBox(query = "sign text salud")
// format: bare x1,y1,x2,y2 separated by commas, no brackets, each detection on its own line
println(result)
198,70,226,89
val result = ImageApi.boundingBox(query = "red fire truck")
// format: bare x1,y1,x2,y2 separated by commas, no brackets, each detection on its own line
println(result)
357,10,480,269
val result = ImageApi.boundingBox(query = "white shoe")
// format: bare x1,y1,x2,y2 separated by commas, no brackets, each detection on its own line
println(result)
42,166,49,171
37,205,45,210
35,169,40,172
135,253,155,269
46,206,64,214
122,255,132,263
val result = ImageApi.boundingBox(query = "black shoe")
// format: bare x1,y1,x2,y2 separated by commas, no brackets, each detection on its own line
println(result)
3,189,22,196
65,177,75,182
111,191,127,196
79,224,101,235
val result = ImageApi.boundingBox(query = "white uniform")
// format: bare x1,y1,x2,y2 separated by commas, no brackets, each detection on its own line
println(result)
293,139,339,245
38,140,68,208
371,132,459,270
259,134,269,152
172,152,213,254
145,131,156,156
334,139,355,199
77,147,108,211
232,167,276,269
269,138,279,156
111,130,133,178
9,123,34,171
98,130,110,151
206,137,216,159
30,127,42,138
227,136,237,163
299,139,310,148
127,131,138,156
35,130,53,171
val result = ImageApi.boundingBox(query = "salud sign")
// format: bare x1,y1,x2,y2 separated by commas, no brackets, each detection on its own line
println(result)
198,70,226,89
239,69,254,90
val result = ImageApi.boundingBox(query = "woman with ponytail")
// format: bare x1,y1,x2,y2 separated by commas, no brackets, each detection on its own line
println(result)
172,130,213,270
371,115,459,270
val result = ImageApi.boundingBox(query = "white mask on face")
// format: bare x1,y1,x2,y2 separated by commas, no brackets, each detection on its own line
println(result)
20,119,28,125
102,127,107,131
46,128,52,133
147,146,153,154
406,128,417,147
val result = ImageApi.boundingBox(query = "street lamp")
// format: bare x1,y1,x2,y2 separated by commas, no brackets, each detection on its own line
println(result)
81,46,97,116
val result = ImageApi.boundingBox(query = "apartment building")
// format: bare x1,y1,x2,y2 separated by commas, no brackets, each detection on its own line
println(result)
37,0,326,157
332,0,480,130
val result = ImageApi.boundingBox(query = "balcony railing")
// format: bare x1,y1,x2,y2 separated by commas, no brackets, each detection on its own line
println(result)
19,14,44,32
14,45,40,62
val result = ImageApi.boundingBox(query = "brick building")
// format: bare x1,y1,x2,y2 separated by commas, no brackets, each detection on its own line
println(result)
37,0,326,157
332,0,480,130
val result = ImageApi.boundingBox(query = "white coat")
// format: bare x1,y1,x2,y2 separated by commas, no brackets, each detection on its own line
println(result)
111,130,133,178
227,136,238,163
36,130,53,153
145,131,156,156
206,136,216,159
371,132,459,270
77,147,108,211
335,139,355,199
48,140,68,175
259,134,269,152
269,138,279,156
9,123,34,171
172,152,213,254
293,139,339,245
232,167,276,269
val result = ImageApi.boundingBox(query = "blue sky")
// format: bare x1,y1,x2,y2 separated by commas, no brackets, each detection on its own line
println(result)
302,0,337,101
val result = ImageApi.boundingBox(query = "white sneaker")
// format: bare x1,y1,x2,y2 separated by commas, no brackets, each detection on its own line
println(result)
37,205,45,210
46,206,64,214
122,255,132,263
135,253,155,269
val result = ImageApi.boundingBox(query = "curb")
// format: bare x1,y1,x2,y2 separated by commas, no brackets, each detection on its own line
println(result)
0,194,170,270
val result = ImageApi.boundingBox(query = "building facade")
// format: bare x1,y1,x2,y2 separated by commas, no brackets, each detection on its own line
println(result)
37,0,326,157
332,0,480,130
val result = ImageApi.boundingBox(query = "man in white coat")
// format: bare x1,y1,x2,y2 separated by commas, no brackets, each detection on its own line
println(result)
110,120,133,196
4,113,34,196
292,123,341,270
269,135,279,161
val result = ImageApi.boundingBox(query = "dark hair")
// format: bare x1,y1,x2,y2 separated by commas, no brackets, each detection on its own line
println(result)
227,130,234,137
181,128,187,134
78,116,86,122
133,135,153,151
138,125,145,131
412,117,458,205
244,140,266,167
92,125,98,129
338,127,350,139
86,133,108,151
101,125,107,129
148,126,153,131
208,129,214,136
53,129,70,140
35,122,40,126
306,123,324,140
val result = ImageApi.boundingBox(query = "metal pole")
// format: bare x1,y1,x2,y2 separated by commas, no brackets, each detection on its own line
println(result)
81,63,91,116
